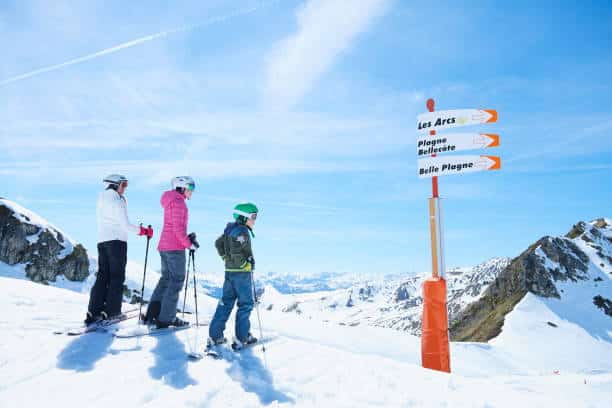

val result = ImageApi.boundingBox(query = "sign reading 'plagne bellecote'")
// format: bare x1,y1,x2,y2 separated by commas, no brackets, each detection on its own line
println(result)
416,108,501,178
416,133,499,157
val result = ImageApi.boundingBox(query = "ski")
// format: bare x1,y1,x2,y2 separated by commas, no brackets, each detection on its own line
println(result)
190,336,277,361
187,350,213,360
190,343,225,360
113,323,197,339
53,308,139,336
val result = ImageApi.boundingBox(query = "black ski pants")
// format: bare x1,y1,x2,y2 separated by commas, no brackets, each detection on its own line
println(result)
87,240,127,317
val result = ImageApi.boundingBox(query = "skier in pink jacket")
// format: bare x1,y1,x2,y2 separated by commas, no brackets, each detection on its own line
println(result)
143,176,198,328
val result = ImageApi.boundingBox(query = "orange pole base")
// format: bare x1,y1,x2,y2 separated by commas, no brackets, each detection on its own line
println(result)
421,277,451,373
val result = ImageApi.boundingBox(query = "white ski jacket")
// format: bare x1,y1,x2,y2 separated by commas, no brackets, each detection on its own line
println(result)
97,189,140,243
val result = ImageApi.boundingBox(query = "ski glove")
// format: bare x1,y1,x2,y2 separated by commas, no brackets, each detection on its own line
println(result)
139,225,154,238
247,256,255,271
188,232,200,251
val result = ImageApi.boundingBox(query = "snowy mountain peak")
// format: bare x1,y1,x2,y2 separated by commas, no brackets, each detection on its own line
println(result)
451,218,611,342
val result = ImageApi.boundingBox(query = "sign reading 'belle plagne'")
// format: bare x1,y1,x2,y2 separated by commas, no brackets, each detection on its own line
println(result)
416,108,501,178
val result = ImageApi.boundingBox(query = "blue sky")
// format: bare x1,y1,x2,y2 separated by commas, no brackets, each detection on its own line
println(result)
1,0,611,277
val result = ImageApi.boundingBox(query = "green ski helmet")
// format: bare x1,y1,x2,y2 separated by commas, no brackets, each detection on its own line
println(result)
233,202,259,223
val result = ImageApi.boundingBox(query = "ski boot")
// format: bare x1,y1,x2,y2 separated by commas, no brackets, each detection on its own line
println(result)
156,316,189,329
141,301,161,325
231,333,258,351
106,312,128,321
203,337,227,359
207,337,227,347
84,311,102,326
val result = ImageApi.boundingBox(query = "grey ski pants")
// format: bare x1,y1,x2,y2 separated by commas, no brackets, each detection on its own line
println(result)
149,250,186,323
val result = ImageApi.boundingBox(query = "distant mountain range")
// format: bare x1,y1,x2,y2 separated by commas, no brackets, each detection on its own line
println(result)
259,257,511,336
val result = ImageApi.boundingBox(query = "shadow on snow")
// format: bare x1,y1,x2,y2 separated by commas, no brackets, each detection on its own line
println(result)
148,332,198,389
57,331,113,372
226,347,294,405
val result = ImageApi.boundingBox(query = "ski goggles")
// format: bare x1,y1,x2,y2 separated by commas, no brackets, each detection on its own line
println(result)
186,182,196,191
234,210,258,220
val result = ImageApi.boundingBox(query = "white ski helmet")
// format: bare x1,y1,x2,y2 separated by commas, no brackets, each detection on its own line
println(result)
103,174,128,188
171,176,196,192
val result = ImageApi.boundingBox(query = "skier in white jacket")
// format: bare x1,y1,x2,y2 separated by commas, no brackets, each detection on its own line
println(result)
85,174,153,324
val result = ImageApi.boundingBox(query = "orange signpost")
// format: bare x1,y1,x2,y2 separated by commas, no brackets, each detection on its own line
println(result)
421,275,450,372
418,99,500,373
420,98,451,373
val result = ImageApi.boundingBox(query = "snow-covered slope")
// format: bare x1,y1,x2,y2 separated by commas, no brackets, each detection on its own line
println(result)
260,257,511,335
0,276,610,407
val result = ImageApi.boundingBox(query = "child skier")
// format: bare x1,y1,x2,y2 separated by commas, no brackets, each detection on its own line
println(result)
142,176,197,329
208,202,259,350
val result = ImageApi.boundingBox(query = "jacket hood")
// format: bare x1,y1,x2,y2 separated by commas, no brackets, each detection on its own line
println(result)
224,221,254,238
224,222,238,235
160,190,184,209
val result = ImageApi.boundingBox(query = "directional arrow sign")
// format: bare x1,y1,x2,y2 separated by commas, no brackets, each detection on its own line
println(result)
416,133,499,157
417,155,501,179
417,109,497,132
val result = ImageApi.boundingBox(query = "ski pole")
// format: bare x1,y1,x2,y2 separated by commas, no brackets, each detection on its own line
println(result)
250,267,266,355
138,225,152,325
191,250,199,326
182,249,192,319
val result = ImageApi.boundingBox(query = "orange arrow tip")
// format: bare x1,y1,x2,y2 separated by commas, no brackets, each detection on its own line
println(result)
484,109,498,123
484,134,500,147
483,155,501,170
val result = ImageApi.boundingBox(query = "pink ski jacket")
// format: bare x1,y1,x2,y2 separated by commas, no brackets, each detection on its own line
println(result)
157,190,192,251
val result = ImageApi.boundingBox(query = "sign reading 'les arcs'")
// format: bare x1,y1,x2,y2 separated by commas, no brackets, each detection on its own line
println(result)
417,109,498,133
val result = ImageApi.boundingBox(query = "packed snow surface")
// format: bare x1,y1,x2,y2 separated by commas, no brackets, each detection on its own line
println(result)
0,276,610,407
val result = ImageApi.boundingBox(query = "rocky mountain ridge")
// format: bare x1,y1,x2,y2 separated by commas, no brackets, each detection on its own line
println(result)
0,198,89,284
450,218,612,341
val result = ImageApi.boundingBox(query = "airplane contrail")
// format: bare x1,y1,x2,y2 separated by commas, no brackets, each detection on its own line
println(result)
0,1,275,87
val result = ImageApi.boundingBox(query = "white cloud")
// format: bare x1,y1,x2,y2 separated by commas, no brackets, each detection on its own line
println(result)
263,0,390,110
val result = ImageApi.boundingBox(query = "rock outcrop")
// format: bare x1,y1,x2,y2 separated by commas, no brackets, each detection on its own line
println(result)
0,199,89,284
